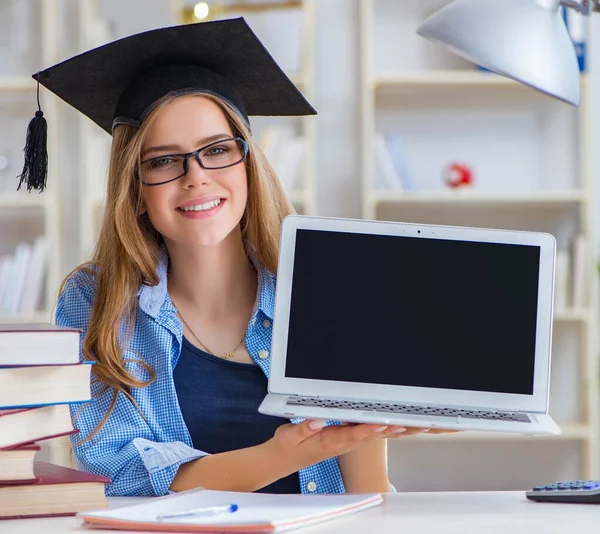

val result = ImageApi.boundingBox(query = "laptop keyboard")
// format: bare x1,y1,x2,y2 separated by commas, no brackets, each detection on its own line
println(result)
286,397,531,423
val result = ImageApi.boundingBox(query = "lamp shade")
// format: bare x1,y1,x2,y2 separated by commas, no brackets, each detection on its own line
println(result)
417,0,581,105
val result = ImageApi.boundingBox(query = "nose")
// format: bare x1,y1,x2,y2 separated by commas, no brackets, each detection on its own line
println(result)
181,154,211,187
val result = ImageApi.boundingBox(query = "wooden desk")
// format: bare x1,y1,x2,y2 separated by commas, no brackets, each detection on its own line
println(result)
2,491,599,533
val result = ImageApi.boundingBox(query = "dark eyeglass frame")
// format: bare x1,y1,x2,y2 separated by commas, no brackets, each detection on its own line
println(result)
139,136,249,186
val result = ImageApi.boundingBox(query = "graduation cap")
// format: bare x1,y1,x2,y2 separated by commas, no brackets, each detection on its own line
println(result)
18,17,316,193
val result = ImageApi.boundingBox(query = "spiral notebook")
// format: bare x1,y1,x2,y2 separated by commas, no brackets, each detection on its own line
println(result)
77,487,383,533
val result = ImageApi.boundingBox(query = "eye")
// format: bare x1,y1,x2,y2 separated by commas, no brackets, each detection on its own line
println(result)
149,156,178,169
204,145,229,157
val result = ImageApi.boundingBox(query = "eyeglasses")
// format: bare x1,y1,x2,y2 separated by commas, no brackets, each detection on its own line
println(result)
140,137,249,186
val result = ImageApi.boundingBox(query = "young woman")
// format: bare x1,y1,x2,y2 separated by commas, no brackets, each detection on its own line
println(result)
51,20,449,498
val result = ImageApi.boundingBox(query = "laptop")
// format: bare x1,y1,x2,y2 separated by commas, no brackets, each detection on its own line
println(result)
258,215,561,435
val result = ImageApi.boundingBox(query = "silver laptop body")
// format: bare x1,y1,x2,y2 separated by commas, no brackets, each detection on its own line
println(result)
259,215,560,435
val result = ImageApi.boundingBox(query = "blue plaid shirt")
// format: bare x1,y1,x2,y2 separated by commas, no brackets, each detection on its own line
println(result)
55,249,344,497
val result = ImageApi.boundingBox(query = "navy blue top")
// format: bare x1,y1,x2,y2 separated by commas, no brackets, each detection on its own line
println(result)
173,336,300,494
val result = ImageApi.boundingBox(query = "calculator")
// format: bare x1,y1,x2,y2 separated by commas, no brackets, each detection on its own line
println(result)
526,480,600,503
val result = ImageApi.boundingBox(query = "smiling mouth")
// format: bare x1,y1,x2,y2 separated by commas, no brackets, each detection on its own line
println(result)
177,199,223,212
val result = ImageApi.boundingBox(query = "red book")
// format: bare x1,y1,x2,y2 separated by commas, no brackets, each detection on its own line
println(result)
0,404,77,450
0,462,109,520
0,444,40,484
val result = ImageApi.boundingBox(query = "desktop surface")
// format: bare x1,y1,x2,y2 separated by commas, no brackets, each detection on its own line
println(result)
2,491,599,533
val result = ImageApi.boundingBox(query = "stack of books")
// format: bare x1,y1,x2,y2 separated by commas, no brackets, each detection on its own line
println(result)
0,324,109,520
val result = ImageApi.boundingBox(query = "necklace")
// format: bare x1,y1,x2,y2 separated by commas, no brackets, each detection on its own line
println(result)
177,309,245,360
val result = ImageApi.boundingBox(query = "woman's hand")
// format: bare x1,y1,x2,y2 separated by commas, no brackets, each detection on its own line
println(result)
265,419,414,474
264,420,462,478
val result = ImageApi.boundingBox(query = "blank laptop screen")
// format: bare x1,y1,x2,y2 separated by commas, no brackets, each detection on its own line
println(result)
284,229,540,396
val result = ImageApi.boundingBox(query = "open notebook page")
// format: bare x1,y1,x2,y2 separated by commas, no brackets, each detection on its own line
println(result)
77,488,384,533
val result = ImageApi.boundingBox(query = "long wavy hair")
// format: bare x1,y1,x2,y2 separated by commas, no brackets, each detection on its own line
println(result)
61,93,295,437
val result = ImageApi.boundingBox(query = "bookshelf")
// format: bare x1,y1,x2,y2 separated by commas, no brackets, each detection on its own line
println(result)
360,0,598,490
0,0,61,324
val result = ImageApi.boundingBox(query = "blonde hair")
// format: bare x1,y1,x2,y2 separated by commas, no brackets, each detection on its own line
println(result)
61,93,294,438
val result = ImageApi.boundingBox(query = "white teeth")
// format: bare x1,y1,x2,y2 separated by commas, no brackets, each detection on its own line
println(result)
179,199,222,212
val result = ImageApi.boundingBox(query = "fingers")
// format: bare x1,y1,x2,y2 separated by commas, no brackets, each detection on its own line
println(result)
275,419,328,447
314,423,387,452
381,426,462,439
376,426,422,439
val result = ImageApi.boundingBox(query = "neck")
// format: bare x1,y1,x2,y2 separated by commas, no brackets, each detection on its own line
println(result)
166,227,257,320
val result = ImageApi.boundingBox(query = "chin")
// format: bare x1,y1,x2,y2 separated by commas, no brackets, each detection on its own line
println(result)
175,223,240,248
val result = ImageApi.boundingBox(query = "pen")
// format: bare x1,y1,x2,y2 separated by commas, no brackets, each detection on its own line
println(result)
157,503,238,521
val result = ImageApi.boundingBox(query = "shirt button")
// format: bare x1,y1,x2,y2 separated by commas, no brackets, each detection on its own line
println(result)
262,319,271,328
306,481,317,492
259,350,269,360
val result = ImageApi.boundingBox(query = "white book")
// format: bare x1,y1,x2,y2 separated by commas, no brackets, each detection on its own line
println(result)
19,236,50,314
0,255,12,309
373,133,403,190
1,243,32,315
554,250,570,312
571,234,588,309
385,134,415,190
0,323,81,366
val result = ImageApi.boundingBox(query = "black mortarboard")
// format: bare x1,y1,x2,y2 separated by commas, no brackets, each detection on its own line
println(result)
18,17,316,192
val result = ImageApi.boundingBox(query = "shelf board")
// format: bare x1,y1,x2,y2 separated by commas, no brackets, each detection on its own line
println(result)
375,70,519,89
372,190,585,208
554,309,591,323
0,194,49,208
0,76,36,92
395,424,589,442
373,71,589,96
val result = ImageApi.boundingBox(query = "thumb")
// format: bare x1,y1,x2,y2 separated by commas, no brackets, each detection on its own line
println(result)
287,419,328,444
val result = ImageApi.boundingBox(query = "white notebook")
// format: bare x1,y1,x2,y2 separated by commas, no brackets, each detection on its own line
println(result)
77,488,383,533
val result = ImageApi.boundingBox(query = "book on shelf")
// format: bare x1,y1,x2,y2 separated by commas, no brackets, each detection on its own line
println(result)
0,362,92,409
77,487,382,533
0,236,49,317
373,133,402,191
0,404,76,450
259,124,305,194
571,234,589,309
384,134,415,190
554,250,570,312
0,323,81,366
373,133,415,191
0,444,40,483
0,462,109,520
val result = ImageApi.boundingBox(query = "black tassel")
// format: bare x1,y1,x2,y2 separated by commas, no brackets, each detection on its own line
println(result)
17,74,48,193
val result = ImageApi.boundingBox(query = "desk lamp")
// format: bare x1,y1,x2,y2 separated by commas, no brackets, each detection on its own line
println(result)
416,0,597,106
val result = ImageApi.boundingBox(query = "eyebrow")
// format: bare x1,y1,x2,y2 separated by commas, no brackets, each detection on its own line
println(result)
142,133,232,158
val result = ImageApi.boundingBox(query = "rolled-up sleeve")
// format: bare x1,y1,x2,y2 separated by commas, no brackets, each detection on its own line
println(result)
56,274,207,496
